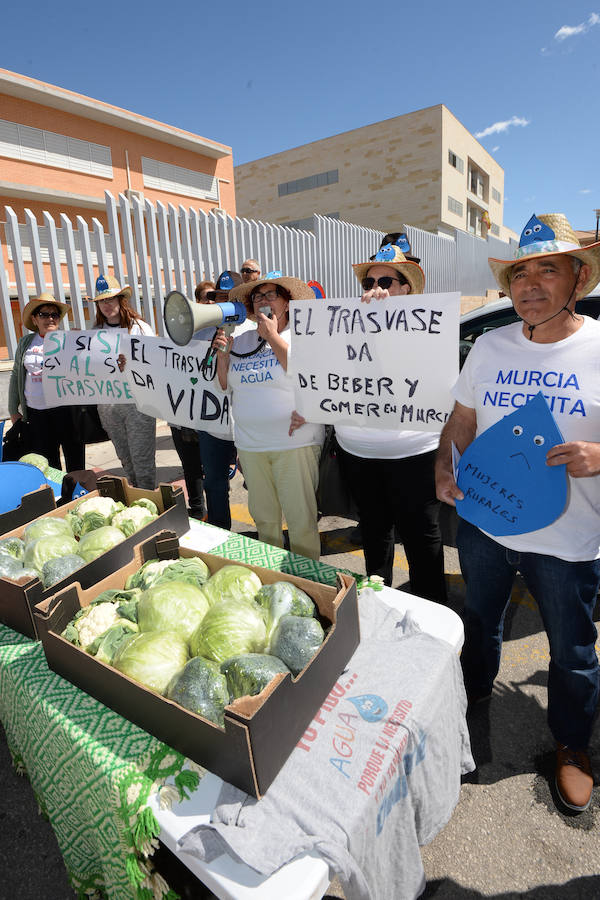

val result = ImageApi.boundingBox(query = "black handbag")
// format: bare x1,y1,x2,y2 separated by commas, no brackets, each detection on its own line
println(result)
2,419,33,461
70,405,110,444
317,426,360,521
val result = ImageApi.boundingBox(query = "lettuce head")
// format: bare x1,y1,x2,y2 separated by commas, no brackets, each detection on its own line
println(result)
114,630,189,694
23,516,73,545
19,453,49,474
201,565,262,608
23,533,79,574
137,580,210,644
77,526,126,563
190,597,267,664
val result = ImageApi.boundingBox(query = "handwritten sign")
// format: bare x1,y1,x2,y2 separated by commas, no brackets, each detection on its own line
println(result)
42,330,133,405
289,293,460,432
126,336,232,438
455,392,567,535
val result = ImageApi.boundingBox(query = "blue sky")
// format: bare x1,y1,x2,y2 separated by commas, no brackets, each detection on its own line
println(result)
2,0,599,235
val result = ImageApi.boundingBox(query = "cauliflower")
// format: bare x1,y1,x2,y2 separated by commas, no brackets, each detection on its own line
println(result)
76,496,123,519
70,602,122,650
66,496,124,537
111,505,157,538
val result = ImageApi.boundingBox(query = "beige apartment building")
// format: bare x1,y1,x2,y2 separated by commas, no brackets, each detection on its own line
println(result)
235,104,514,242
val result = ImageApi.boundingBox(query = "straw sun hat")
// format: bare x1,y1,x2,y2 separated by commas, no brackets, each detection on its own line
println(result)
92,274,132,303
229,271,315,316
489,213,600,299
22,292,69,331
352,243,425,295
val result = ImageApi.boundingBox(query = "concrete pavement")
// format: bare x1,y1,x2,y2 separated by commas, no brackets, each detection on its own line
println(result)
2,423,599,898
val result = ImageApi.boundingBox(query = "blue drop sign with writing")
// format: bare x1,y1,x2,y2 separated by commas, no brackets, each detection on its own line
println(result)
455,391,567,536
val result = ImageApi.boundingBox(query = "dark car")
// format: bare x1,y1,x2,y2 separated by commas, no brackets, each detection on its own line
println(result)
459,294,600,368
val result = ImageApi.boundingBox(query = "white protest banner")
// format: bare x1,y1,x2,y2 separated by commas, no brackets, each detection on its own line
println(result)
42,330,134,405
289,292,460,432
126,335,232,438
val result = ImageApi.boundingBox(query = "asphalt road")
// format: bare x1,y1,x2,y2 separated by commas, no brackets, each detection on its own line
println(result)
2,425,599,899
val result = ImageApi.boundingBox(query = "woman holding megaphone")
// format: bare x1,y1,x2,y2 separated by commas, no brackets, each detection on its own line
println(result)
213,273,324,560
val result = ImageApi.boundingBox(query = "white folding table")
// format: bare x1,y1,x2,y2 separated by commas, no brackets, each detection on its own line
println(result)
151,522,464,900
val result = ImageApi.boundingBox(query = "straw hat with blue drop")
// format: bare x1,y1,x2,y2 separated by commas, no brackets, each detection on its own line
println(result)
488,213,600,299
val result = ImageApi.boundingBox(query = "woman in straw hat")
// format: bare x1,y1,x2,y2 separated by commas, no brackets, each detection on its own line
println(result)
337,238,447,602
92,275,156,489
213,272,324,560
8,294,85,471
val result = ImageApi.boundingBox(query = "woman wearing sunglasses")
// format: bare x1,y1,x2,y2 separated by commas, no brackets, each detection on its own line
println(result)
8,293,85,471
213,273,324,560
336,240,447,602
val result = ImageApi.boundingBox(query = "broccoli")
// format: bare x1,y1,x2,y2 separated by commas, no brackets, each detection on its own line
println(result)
167,656,230,726
41,554,85,588
270,615,325,676
0,537,25,561
220,653,290,699
254,581,316,649
0,555,26,580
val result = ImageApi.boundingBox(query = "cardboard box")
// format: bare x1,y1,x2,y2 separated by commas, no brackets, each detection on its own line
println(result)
0,477,188,640
34,531,360,797
0,485,56,536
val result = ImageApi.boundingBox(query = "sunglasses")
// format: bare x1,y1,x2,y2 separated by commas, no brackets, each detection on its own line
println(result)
361,276,404,291
35,311,61,319
241,267,259,274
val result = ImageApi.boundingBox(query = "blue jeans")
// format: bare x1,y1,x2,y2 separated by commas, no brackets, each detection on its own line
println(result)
457,519,600,749
197,431,236,530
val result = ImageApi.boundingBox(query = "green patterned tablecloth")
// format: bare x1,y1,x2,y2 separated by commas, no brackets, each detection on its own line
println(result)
0,528,360,900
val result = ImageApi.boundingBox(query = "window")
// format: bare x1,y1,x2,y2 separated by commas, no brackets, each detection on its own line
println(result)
280,212,340,231
448,196,463,217
490,223,500,236
278,169,338,197
492,187,502,204
0,118,112,178
467,163,488,202
141,157,218,201
467,203,484,236
448,150,464,174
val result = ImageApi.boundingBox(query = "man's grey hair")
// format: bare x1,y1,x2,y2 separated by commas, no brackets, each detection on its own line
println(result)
569,256,582,275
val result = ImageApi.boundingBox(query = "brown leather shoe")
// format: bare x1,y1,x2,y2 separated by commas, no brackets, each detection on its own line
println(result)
555,744,594,812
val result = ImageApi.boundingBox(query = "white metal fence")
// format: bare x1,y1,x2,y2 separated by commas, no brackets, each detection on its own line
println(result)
0,191,517,358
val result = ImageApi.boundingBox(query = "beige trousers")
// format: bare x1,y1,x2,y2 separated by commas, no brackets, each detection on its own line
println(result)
237,444,321,561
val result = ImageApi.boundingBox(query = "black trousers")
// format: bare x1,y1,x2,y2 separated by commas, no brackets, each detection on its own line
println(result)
27,406,85,473
339,448,447,603
170,426,206,520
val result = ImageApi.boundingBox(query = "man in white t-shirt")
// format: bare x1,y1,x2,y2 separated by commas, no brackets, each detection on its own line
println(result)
435,213,600,814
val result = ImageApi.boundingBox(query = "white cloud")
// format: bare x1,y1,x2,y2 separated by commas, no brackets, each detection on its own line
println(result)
555,12,600,41
492,145,500,152
475,116,530,139
579,188,591,194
